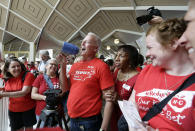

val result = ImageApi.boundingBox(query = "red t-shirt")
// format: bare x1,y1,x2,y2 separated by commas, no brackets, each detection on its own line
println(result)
67,58,114,118
134,65,195,131
183,96,195,130
32,74,60,115
4,72,36,112
114,69,139,100
29,66,37,72
111,69,139,131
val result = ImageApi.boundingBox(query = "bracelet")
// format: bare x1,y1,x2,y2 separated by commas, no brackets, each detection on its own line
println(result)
99,129,105,131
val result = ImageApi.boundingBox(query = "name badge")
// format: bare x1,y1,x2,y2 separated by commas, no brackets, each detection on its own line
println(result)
122,84,131,91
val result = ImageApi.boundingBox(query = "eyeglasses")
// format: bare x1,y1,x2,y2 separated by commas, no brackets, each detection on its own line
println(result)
49,63,57,66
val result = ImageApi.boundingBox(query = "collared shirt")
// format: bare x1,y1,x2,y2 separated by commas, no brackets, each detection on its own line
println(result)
38,61,47,73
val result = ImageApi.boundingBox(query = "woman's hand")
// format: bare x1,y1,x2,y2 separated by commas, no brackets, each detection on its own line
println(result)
43,95,46,101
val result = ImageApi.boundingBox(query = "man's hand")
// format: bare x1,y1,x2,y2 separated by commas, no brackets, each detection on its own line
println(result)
101,87,115,130
56,53,67,65
148,16,164,25
104,90,118,102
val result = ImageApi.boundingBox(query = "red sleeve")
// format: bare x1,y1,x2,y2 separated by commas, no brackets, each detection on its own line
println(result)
23,72,35,86
133,64,152,92
183,96,195,131
99,63,114,90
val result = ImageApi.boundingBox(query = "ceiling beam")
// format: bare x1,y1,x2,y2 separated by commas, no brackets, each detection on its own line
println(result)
115,29,143,36
55,9,78,30
100,7,134,10
1,0,11,45
129,0,137,9
3,29,32,44
101,30,116,42
135,6,188,11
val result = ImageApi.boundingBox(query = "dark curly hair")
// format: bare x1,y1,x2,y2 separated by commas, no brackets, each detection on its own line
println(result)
118,45,144,69
3,58,27,80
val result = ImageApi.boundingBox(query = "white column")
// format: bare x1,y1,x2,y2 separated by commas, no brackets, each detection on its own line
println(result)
0,42,3,59
0,78,9,131
136,33,147,56
29,42,35,62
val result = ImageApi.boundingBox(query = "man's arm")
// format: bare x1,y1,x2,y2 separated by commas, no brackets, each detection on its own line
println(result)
101,86,115,131
57,53,71,95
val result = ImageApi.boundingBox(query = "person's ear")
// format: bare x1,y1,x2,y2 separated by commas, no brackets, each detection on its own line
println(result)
94,46,98,52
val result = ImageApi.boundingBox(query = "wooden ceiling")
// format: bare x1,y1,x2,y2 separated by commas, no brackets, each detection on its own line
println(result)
0,0,188,56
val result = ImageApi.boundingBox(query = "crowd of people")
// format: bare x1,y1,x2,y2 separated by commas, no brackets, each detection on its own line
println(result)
0,0,195,131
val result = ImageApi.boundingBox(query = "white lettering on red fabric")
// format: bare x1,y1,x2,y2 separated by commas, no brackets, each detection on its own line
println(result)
136,89,195,125
138,97,150,105
72,66,95,81
160,110,186,125
138,105,150,111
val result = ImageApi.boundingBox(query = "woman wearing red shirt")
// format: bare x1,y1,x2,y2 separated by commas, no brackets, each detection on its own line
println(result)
129,18,195,130
0,58,36,131
110,45,144,131
31,58,64,128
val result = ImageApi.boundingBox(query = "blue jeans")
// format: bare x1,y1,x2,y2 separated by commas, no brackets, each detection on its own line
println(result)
36,115,44,128
70,114,102,131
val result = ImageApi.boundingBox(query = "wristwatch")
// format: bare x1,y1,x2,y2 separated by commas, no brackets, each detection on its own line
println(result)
99,129,105,131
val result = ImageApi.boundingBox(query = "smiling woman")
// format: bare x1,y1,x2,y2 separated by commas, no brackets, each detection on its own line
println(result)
128,18,195,131
0,58,36,131
31,58,65,128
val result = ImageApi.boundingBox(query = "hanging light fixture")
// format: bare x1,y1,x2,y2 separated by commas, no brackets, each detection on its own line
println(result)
107,45,111,50
114,39,119,44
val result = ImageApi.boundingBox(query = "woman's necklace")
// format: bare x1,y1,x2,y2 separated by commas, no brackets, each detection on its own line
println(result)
117,69,137,81
164,72,189,95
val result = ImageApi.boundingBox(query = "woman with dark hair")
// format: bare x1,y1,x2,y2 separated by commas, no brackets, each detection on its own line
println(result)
0,58,36,131
109,45,144,131
114,45,144,100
